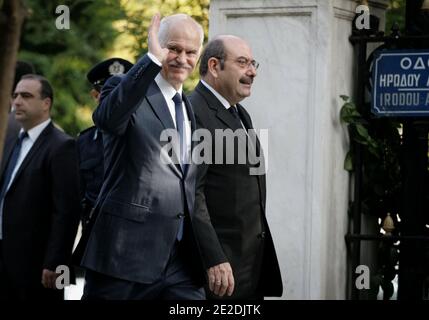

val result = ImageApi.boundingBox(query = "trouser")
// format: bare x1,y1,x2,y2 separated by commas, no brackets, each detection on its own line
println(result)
82,240,205,300
0,240,63,300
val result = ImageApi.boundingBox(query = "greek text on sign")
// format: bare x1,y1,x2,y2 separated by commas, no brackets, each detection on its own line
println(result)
372,50,429,116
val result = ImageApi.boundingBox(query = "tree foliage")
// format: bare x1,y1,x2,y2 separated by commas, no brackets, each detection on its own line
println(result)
18,0,126,136
0,0,27,160
386,0,405,33
17,0,210,136
340,96,402,216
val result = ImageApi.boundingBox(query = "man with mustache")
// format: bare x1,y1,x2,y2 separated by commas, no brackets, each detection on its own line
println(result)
189,35,283,299
80,14,209,299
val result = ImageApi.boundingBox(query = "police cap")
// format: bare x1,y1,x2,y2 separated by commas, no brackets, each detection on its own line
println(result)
87,58,133,88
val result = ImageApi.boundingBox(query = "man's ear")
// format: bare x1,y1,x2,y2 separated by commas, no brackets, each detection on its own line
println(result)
90,89,100,102
207,57,220,78
43,97,52,111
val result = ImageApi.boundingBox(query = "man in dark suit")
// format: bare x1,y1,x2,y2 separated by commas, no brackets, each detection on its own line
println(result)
80,14,212,300
189,35,283,299
0,74,81,300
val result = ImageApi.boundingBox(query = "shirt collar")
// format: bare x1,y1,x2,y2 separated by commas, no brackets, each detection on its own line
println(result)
200,80,233,110
155,74,183,100
20,118,51,142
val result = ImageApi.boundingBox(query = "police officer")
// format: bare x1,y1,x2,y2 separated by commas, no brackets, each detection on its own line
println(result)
77,58,133,230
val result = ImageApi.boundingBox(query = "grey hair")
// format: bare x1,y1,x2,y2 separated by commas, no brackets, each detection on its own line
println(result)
158,14,204,47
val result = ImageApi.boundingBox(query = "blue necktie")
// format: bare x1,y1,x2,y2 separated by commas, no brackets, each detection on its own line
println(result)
172,93,187,241
172,93,188,171
0,131,28,200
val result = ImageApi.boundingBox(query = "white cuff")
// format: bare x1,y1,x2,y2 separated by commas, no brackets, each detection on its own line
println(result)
147,52,162,66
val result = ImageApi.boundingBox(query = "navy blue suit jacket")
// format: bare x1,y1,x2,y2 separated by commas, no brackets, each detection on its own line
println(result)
81,55,204,284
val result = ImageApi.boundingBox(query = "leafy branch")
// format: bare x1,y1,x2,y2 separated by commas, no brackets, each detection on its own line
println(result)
340,95,402,217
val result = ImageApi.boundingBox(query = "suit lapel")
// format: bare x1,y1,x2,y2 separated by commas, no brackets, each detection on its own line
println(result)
183,94,196,135
196,82,265,172
236,104,267,201
7,123,53,190
195,82,242,131
0,135,18,178
216,107,242,132
236,103,259,164
197,82,259,162
236,104,252,130
146,82,184,178
182,94,197,151
146,83,175,130
178,94,197,178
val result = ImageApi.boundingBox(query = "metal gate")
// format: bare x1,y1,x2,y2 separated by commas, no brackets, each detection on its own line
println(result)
345,16,429,300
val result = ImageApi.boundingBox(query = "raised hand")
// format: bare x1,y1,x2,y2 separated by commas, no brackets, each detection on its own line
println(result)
148,13,169,64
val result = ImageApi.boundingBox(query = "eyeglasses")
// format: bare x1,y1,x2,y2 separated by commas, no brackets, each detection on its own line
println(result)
235,57,259,70
217,56,259,70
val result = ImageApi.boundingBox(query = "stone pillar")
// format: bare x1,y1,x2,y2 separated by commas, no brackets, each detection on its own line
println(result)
208,0,388,299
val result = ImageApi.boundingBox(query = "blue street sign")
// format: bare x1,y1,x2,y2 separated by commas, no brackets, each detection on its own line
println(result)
372,50,429,117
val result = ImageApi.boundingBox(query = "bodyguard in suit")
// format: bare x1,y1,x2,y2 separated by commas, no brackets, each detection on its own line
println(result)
189,35,283,299
0,74,81,300
81,14,209,300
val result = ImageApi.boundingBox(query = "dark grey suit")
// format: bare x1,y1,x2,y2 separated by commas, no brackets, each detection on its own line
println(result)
189,81,283,299
81,55,205,298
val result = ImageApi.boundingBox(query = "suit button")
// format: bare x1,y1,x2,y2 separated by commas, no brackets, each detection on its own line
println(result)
258,232,266,239
177,213,185,219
